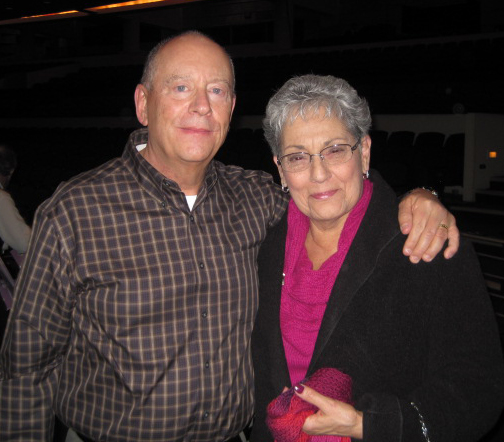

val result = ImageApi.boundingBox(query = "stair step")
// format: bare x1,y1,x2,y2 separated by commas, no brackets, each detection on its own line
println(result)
475,189,504,207
449,206,504,239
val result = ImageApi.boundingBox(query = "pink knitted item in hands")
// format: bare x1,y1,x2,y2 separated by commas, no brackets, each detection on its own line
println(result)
266,368,353,442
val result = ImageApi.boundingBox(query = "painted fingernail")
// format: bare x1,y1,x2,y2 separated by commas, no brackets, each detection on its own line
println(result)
294,384,304,394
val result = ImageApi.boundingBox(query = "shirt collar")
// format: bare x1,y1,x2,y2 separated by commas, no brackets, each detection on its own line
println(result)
122,127,218,204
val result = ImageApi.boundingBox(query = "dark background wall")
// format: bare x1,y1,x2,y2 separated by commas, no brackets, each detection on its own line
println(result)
1,2,504,440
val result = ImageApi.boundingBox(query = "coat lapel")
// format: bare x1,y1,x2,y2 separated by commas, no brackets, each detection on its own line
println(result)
258,213,291,387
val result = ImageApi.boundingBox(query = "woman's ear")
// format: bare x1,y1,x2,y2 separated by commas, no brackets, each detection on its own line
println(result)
273,156,286,186
360,135,371,173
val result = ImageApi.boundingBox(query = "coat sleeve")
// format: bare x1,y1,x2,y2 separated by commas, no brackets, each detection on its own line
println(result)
356,240,504,442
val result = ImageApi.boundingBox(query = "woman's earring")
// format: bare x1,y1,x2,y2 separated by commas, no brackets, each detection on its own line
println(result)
363,170,369,179
281,184,289,193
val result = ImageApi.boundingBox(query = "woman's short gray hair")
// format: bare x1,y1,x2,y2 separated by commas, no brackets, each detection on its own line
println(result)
263,75,372,156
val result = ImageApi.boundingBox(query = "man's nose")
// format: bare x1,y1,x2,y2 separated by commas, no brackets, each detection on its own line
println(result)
190,89,211,115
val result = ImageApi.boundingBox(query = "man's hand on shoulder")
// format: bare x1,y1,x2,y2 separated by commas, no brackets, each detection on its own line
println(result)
398,188,459,264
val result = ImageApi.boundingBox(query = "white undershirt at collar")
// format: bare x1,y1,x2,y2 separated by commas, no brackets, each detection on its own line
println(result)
137,143,197,210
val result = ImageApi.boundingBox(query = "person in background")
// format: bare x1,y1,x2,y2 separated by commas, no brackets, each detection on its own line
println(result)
1,32,459,442
0,144,31,346
251,74,504,442
0,145,31,254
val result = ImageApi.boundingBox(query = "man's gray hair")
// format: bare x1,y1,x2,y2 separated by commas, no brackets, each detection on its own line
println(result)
140,30,235,93
263,75,372,156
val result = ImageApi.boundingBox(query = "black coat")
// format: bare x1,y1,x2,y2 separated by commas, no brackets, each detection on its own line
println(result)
251,172,504,442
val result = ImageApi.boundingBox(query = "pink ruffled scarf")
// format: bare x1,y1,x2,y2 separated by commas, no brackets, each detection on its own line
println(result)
281,180,373,386
268,180,373,441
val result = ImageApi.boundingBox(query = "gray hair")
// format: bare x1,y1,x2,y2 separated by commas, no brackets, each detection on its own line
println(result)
263,75,372,156
140,30,235,93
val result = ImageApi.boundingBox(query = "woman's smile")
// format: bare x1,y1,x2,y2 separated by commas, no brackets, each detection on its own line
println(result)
310,189,338,200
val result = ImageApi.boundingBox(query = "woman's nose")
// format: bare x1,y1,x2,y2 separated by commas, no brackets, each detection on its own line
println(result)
309,154,331,182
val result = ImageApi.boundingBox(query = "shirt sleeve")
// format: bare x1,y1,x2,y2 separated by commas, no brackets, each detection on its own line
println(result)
256,172,288,229
0,205,75,441
0,190,31,253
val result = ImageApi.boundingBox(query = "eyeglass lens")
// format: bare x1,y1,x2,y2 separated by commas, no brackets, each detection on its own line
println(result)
281,144,353,171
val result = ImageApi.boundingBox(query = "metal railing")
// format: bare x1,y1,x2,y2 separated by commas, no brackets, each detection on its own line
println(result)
463,233,504,331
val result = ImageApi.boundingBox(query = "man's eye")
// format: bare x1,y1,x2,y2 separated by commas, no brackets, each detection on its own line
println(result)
212,87,228,96
176,85,187,92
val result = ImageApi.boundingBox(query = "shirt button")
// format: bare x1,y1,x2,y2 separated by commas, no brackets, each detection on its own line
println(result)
205,361,210,368
162,179,169,186
189,215,195,222
203,411,209,419
160,201,166,208
201,310,208,318
199,262,204,269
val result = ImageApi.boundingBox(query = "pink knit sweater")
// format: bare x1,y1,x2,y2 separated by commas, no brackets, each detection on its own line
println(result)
281,180,373,385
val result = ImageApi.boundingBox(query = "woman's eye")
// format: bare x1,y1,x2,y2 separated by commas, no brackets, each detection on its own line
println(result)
326,145,345,154
288,154,306,163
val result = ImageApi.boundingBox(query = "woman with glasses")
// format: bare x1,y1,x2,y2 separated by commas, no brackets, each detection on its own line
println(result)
250,75,504,442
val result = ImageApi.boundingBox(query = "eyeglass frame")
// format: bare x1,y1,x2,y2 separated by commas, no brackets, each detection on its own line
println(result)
276,139,361,172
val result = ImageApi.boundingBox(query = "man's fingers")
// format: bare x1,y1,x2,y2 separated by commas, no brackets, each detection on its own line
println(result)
399,188,461,263
398,198,413,235
418,222,451,262
444,221,460,259
402,212,429,262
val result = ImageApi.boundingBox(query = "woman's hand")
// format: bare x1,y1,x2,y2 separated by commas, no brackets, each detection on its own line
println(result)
398,188,459,263
294,384,363,439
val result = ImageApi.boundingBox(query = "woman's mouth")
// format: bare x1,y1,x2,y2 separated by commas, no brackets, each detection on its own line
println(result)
311,190,337,200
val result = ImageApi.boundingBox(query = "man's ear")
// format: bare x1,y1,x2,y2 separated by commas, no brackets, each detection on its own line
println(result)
227,94,237,124
231,94,236,115
134,84,149,127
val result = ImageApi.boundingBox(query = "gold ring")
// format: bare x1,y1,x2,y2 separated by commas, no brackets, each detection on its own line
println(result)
438,223,449,230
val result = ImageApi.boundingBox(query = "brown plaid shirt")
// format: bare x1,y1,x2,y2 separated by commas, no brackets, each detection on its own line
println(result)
0,128,288,441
